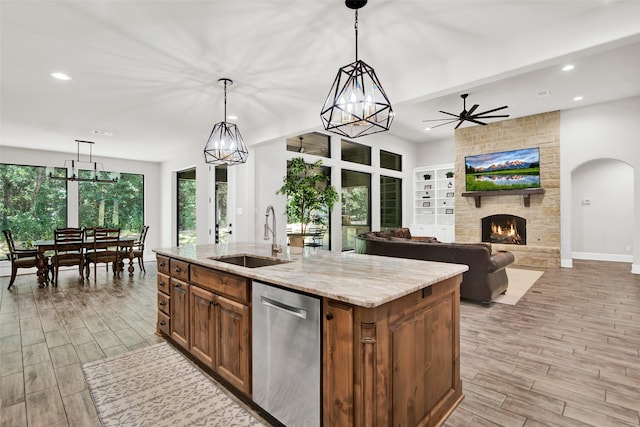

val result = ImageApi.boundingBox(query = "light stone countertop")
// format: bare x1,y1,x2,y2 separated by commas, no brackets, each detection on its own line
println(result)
153,242,468,308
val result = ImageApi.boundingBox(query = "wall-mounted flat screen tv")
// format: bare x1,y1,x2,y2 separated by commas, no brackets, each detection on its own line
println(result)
465,147,540,191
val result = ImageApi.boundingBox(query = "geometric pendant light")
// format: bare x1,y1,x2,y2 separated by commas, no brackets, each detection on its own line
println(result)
320,0,394,138
204,78,249,165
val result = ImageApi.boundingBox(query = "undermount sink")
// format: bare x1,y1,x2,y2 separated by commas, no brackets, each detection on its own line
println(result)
211,254,291,268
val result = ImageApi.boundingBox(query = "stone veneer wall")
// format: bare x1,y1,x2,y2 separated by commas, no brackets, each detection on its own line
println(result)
454,111,560,269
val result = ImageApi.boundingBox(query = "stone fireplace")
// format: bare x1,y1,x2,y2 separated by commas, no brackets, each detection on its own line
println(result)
482,215,526,245
454,111,561,269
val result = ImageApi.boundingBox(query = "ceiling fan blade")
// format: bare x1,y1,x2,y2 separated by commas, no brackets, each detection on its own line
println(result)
473,114,510,119
426,119,460,129
438,110,461,118
454,120,465,129
422,117,459,122
475,105,508,115
466,104,479,116
467,118,488,126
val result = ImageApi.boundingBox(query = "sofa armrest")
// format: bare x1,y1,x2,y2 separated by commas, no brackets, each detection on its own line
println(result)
488,250,515,272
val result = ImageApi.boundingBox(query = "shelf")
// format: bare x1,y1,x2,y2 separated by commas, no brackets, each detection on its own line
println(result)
461,188,545,208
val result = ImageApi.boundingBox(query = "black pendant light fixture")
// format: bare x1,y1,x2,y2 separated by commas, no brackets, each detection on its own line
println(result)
49,140,119,183
204,78,249,165
320,0,393,138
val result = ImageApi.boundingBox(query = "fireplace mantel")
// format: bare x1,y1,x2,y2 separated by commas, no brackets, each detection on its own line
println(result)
462,188,545,208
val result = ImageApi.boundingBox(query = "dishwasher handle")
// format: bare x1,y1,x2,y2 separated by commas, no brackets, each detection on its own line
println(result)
260,295,307,319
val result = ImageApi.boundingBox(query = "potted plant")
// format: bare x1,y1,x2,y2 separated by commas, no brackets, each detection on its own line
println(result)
277,157,339,248
445,171,454,178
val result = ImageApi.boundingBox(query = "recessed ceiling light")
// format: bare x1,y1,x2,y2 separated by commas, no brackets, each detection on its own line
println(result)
573,96,584,101
537,90,551,97
562,65,575,72
424,127,432,131
227,115,238,121
50,72,72,81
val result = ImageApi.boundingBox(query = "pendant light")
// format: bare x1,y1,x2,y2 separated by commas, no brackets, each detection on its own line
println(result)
204,78,249,165
49,140,119,183
320,0,394,138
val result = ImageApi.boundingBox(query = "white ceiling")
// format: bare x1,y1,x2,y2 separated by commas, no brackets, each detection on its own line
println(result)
2,1,640,163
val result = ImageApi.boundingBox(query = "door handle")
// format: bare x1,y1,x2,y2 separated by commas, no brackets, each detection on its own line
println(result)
260,296,307,319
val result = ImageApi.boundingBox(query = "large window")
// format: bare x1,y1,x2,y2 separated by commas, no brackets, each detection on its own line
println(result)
380,150,402,171
341,169,371,251
380,176,402,229
79,170,144,236
1,163,67,258
177,168,196,246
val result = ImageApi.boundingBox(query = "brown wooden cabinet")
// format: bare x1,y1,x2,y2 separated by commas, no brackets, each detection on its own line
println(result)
215,294,250,394
170,277,190,349
189,285,216,367
157,257,251,397
323,275,463,427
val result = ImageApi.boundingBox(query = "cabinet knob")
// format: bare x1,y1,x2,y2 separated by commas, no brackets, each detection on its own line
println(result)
159,320,165,326
159,301,165,306
175,282,181,288
326,313,334,320
175,267,181,273
159,262,165,267
159,281,165,287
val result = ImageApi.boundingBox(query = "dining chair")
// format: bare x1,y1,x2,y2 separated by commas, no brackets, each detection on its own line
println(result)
2,229,46,290
304,225,327,249
120,225,149,273
51,227,85,286
85,227,121,282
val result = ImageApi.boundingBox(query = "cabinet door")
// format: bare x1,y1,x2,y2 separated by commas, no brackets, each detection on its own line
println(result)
170,278,190,349
215,295,250,395
190,285,216,367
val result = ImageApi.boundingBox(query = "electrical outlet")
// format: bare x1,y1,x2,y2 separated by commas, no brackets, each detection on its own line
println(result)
626,246,632,252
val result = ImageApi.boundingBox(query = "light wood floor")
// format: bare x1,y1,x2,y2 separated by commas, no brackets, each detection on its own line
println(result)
1,260,639,427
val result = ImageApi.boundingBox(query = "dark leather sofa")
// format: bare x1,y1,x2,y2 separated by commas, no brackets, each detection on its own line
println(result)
354,228,515,303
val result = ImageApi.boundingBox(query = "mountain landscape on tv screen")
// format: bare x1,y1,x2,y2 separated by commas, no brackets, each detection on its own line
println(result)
465,148,541,191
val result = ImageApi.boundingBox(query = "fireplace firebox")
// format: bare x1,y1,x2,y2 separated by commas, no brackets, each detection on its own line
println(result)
482,215,526,245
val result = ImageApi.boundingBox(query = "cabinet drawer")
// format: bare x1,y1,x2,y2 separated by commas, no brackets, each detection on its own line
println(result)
158,292,170,315
157,273,170,295
191,265,249,304
157,311,170,335
170,259,190,281
157,256,170,275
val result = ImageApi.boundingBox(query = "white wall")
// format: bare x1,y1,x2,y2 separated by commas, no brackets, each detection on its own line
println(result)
416,136,455,166
560,96,640,273
0,145,162,258
571,159,633,261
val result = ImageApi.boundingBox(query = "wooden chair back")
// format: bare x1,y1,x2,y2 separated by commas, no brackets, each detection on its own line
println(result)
86,227,121,281
51,227,85,285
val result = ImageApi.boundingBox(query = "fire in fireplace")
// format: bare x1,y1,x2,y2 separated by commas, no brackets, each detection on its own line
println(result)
482,215,526,245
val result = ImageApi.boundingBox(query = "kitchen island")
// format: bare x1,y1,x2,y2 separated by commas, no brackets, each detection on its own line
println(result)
154,242,468,427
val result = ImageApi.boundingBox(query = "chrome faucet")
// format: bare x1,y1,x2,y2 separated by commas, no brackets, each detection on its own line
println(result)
264,205,282,255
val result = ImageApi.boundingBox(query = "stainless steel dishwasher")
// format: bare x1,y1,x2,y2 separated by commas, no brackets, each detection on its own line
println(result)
252,280,320,427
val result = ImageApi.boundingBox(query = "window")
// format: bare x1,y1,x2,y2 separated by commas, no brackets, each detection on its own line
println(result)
380,176,402,228
380,150,402,171
79,170,144,236
341,140,371,165
177,169,196,246
341,169,371,251
0,163,67,258
286,132,330,158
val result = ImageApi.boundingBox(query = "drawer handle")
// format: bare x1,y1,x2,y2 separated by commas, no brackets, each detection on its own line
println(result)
159,301,165,306
159,320,166,326
175,267,182,273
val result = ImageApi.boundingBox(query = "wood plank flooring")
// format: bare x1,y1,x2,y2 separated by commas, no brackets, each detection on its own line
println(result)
1,259,639,426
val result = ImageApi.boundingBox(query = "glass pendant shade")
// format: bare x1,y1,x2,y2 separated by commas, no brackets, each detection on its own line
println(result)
204,78,248,165
204,121,248,165
320,59,394,138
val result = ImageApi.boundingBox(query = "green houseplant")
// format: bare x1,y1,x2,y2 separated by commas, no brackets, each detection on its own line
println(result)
277,157,339,243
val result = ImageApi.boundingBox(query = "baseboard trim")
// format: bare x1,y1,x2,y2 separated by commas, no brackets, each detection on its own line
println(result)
571,252,633,263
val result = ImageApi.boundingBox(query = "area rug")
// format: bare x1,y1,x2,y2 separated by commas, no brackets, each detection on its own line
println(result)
82,342,267,427
493,267,544,305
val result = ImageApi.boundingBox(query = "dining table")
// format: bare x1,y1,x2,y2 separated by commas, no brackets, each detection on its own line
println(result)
32,236,137,286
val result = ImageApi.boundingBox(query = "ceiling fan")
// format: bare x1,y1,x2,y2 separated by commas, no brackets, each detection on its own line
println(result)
423,93,509,130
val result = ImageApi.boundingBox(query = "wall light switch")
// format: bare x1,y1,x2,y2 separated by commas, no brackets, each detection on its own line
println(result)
581,199,591,206
236,208,243,215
